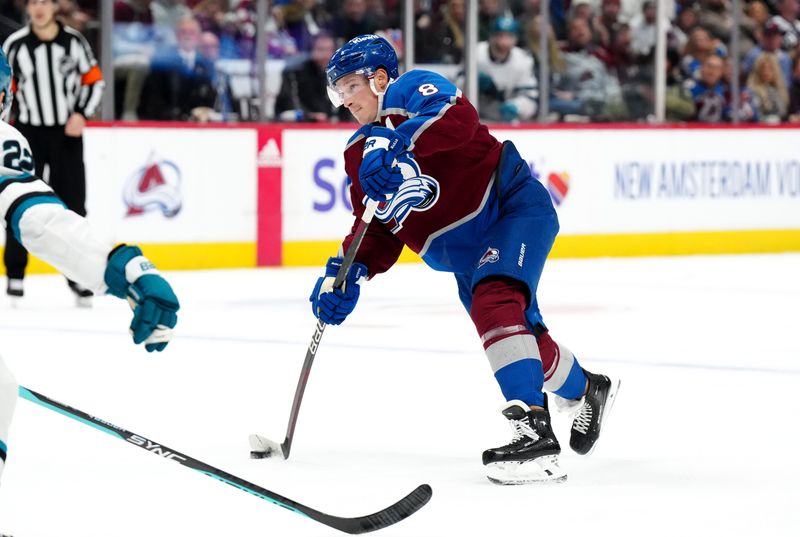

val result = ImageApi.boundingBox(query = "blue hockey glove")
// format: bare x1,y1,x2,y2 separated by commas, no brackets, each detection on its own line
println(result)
358,126,407,201
500,101,520,122
105,245,180,352
309,256,368,325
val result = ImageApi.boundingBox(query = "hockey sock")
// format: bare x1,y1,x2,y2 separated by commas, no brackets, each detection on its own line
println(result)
471,277,545,407
537,330,587,400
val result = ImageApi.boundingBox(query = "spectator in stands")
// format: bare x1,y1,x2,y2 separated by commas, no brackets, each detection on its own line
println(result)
526,13,566,78
439,0,466,63
681,26,725,79
630,0,658,59
747,1,770,35
788,55,800,122
115,0,155,23
57,0,91,33
685,54,728,122
475,16,539,123
569,0,595,23
769,0,800,52
669,5,698,53
593,0,625,53
274,32,348,122
332,0,380,42
414,0,447,63
192,0,228,34
684,53,756,122
199,30,235,119
743,21,792,88
281,0,333,53
665,47,697,121
152,0,192,28
139,16,217,120
478,0,503,41
554,16,620,120
747,53,789,122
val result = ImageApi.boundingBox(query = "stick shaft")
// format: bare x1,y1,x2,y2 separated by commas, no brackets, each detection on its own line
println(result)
19,385,432,534
281,199,378,458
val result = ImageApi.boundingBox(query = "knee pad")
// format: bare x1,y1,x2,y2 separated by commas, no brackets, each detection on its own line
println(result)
471,278,544,406
470,277,537,365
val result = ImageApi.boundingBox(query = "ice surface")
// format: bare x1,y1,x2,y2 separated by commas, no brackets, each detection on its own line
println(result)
1,254,798,536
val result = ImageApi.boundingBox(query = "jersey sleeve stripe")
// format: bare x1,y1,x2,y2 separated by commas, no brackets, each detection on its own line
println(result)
1,180,56,219
0,173,36,195
6,192,65,242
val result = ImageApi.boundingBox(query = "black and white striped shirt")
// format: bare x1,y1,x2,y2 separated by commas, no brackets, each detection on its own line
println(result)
2,22,104,127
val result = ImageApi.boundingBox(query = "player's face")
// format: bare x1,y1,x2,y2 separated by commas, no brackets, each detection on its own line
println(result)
336,73,376,125
27,0,57,29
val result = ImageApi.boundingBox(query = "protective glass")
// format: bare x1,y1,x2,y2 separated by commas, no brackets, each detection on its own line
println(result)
327,73,371,108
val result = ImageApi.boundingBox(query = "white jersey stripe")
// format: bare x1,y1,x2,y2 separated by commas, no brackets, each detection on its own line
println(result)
34,45,54,125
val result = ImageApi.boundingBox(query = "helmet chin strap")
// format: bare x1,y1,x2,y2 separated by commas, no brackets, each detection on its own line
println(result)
369,78,384,123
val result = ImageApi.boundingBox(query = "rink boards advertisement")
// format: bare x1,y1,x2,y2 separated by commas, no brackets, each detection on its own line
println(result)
3,123,799,273
282,126,800,264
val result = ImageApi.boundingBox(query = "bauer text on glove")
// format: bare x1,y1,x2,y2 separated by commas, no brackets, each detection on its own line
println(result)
358,126,408,201
105,245,180,352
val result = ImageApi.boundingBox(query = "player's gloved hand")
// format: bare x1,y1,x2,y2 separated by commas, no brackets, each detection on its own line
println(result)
358,126,407,201
309,256,368,325
105,245,180,352
478,72,498,94
500,101,520,122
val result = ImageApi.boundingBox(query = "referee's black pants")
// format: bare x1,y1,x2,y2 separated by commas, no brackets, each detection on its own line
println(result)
4,125,87,280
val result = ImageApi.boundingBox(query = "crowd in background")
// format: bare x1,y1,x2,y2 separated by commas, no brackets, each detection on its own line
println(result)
1,0,799,124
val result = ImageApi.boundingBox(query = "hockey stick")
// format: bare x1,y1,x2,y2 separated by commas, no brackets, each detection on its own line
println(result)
249,198,379,461
19,386,432,534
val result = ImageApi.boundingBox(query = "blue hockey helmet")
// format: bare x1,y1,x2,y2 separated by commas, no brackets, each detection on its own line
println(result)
0,49,12,115
326,34,399,107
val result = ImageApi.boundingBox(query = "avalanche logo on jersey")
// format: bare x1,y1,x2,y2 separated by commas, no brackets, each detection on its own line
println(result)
372,152,440,233
478,247,500,268
123,152,182,217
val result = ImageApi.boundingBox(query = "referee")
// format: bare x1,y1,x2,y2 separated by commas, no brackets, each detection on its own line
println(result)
2,0,104,306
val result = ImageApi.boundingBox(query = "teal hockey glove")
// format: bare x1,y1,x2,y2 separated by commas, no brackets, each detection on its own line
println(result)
105,245,180,352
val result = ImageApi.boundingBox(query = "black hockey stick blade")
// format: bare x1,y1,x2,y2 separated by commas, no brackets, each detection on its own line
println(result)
19,386,432,534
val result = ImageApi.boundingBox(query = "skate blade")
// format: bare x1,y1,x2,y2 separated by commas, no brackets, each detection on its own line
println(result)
584,378,621,457
485,455,567,485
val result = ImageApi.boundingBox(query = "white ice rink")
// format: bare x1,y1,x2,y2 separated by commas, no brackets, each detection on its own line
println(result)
0,253,798,537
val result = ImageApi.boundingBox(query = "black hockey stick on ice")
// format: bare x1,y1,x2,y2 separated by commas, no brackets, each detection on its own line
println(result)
19,386,431,534
249,199,379,461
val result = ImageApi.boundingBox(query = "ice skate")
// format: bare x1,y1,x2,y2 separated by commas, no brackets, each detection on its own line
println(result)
555,370,620,456
482,398,567,485
6,278,23,307
67,280,93,308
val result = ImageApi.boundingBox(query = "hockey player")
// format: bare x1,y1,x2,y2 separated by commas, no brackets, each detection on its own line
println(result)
311,34,620,484
0,49,179,487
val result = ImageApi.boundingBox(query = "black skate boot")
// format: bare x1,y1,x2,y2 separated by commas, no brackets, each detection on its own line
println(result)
482,398,566,485
67,279,93,308
555,370,620,456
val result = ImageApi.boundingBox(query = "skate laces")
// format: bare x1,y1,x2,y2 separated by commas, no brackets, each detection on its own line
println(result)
572,402,593,435
509,416,539,442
